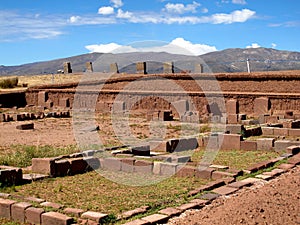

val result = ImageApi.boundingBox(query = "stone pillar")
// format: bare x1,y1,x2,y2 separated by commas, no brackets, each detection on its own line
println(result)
254,97,270,116
85,62,93,72
110,63,119,73
63,62,72,74
38,91,47,107
226,99,239,114
195,63,204,73
136,62,147,74
163,62,174,74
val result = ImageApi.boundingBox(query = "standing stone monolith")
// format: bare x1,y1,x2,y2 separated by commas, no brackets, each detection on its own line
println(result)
63,62,72,74
195,63,204,73
86,62,93,73
136,62,147,74
110,63,119,73
163,62,174,74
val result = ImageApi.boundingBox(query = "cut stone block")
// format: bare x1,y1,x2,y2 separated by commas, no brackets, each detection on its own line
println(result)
42,211,73,225
176,202,199,211
194,167,215,180
212,186,238,195
68,158,88,175
227,181,252,189
227,114,238,124
25,207,45,225
141,214,169,224
40,202,63,209
261,127,274,135
112,101,125,112
123,219,150,225
274,140,299,152
54,160,70,177
273,128,289,136
119,206,149,219
100,158,121,172
254,97,270,116
136,62,146,74
120,158,135,173
11,202,32,222
225,124,244,134
286,145,300,155
16,123,34,130
257,138,275,151
64,208,85,217
0,198,17,219
0,166,23,185
59,98,70,108
159,207,182,216
131,145,150,156
211,171,235,180
150,140,167,152
176,165,195,178
32,158,56,176
38,91,47,107
218,134,242,150
226,99,238,114
240,141,257,151
81,211,108,223
160,163,177,176
172,100,189,118
288,129,300,137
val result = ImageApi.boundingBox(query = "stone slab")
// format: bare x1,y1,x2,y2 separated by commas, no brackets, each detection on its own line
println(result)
41,212,73,225
212,186,238,195
81,211,108,223
25,207,45,225
0,198,17,219
141,214,169,224
158,207,182,216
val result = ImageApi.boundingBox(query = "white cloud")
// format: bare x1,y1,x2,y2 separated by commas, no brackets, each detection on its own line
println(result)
69,16,81,23
210,9,255,24
232,0,247,4
116,9,133,19
164,1,201,14
246,43,261,48
98,6,114,15
85,38,217,56
271,43,277,48
201,8,209,13
110,0,123,8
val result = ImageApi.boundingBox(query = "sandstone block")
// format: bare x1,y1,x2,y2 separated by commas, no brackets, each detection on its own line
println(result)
42,211,73,225
25,207,45,225
11,202,32,222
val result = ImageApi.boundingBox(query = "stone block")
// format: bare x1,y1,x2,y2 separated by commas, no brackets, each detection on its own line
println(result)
38,91,47,107
211,171,235,180
266,115,280,124
274,140,298,152
227,181,252,189
136,62,146,74
112,101,125,112
245,126,262,137
131,145,150,156
256,138,275,151
160,163,177,176
172,100,189,118
226,99,238,114
85,157,101,170
287,154,300,165
25,207,45,224
120,158,135,173
225,124,244,134
81,211,108,223
141,214,169,224
119,206,149,220
163,62,174,74
40,202,63,209
194,167,214,180
288,129,300,136
168,155,191,163
134,160,153,174
16,123,34,130
32,158,56,176
212,186,238,195
100,158,121,172
262,127,274,135
123,219,150,225
63,62,72,74
240,141,257,151
218,134,242,150
159,207,182,216
0,166,23,185
273,128,289,136
277,163,294,171
286,145,300,155
45,100,53,109
176,202,199,211
42,211,73,225
54,160,70,177
254,97,270,116
238,114,247,121
85,61,93,72
68,158,88,175
176,165,195,178
59,98,70,108
64,208,85,217
194,63,204,73
0,198,17,219
11,202,32,222
25,197,45,203
227,114,238,124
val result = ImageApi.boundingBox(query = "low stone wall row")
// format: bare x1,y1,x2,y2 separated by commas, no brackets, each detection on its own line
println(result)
0,111,71,122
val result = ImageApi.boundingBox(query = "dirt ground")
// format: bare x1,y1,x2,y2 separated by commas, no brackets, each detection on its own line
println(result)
168,165,300,225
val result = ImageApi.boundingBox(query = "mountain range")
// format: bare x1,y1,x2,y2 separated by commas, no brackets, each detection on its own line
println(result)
1,48,300,76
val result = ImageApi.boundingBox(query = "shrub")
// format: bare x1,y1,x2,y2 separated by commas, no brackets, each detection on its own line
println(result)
0,77,18,88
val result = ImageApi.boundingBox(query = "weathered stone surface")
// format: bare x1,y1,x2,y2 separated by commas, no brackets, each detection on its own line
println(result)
288,129,300,136
119,206,149,219
68,158,88,175
81,211,108,223
227,114,238,124
0,166,23,185
158,207,182,216
131,145,150,156
42,211,73,225
25,207,45,225
194,167,215,180
163,62,174,74
218,134,242,150
227,181,252,189
160,162,177,176
40,202,63,209
176,202,199,211
122,219,150,225
287,153,300,165
25,197,45,203
286,145,300,155
226,99,238,114
134,160,153,174
212,186,238,195
172,100,189,118
257,138,275,151
120,158,135,173
100,157,121,171
199,193,221,201
136,62,146,74
254,97,270,116
0,198,17,219
54,160,70,177
32,158,56,176
277,163,295,171
64,208,85,217
240,140,257,151
141,213,169,224
273,128,289,136
211,171,236,180
11,202,32,222
225,124,243,134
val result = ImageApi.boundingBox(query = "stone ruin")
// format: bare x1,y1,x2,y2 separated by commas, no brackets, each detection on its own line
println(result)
63,62,72,74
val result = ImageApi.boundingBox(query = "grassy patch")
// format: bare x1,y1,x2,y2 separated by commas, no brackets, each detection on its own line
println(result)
0,145,79,167
0,77,18,88
3,172,206,216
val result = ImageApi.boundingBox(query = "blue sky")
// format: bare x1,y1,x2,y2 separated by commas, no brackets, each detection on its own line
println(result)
1,0,299,65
